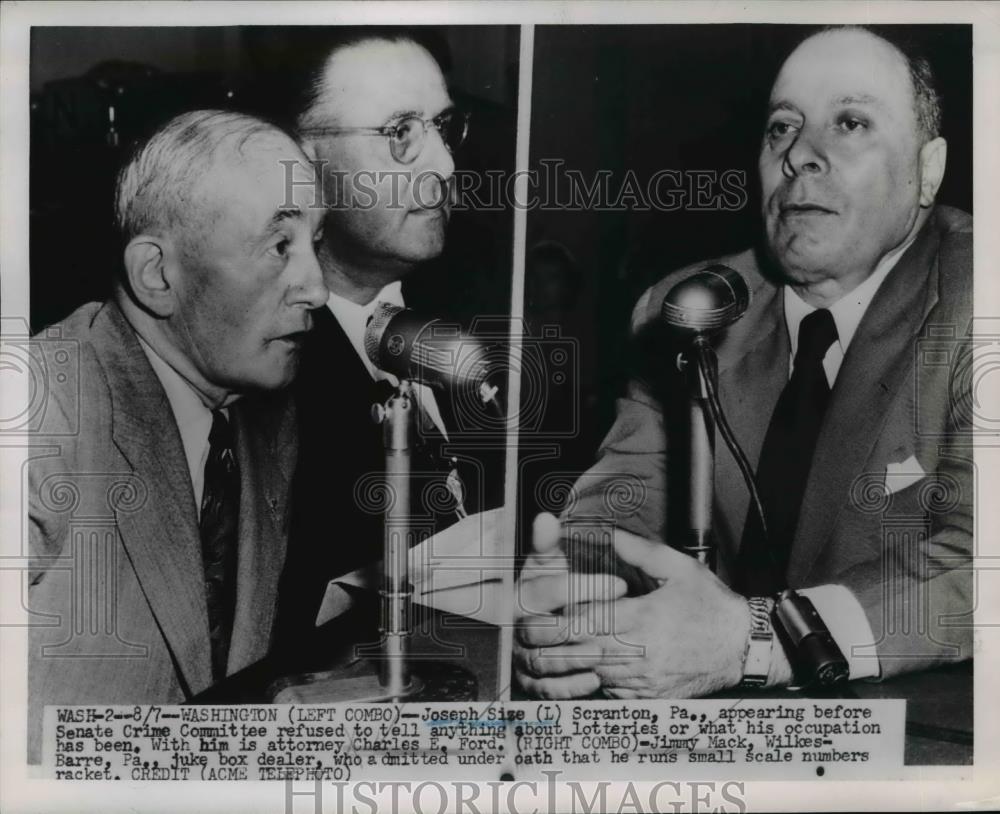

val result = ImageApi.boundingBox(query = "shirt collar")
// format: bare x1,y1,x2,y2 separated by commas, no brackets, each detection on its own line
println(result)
325,281,405,378
136,334,216,477
784,235,917,357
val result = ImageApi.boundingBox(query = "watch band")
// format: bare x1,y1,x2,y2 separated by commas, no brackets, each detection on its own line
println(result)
740,597,775,689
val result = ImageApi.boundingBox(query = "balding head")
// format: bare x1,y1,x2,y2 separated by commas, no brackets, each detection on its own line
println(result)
758,26,948,305
796,27,941,144
115,110,298,250
297,34,444,132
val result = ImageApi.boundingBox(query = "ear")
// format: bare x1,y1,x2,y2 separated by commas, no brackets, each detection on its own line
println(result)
122,235,177,317
918,137,947,207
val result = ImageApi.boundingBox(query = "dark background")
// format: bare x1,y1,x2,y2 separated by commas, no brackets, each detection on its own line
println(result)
29,25,520,331
518,24,973,529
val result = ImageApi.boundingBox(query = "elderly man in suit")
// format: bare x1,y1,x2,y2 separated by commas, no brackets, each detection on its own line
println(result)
275,31,479,646
515,26,972,698
27,110,327,760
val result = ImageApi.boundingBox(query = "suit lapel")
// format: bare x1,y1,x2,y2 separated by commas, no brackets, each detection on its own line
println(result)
789,219,943,582
96,303,213,695
227,394,293,673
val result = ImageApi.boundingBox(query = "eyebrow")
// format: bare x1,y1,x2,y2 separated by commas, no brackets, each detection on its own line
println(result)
266,206,306,229
834,94,879,106
252,206,306,248
766,101,801,116
385,108,422,122
767,93,883,117
384,103,456,124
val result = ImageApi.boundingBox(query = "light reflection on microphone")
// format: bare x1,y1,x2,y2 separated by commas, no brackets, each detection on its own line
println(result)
660,264,751,333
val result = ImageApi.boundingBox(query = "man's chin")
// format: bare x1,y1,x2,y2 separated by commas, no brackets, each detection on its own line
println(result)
242,355,300,392
398,225,448,263
770,234,841,282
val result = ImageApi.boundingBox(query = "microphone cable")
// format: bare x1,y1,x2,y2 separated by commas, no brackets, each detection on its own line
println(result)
693,338,770,546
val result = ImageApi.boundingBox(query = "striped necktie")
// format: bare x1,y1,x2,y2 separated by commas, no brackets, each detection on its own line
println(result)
199,409,240,681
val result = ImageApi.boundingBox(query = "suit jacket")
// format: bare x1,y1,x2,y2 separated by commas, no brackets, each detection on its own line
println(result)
27,301,296,761
565,206,973,679
276,305,502,653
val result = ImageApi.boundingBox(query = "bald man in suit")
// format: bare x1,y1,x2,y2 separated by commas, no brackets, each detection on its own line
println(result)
515,27,973,699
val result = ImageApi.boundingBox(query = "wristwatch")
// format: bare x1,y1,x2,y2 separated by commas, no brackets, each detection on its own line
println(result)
739,596,774,689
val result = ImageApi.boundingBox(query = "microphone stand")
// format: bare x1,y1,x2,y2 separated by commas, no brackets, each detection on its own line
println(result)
265,379,477,703
677,334,717,571
377,380,416,696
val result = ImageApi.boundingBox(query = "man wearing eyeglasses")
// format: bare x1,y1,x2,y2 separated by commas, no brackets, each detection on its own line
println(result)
275,31,475,649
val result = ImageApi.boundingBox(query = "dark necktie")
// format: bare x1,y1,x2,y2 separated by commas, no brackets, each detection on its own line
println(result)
200,409,240,681
737,308,838,596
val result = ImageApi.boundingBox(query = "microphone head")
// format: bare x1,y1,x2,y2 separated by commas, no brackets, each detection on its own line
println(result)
364,302,406,369
660,264,750,333
364,303,493,390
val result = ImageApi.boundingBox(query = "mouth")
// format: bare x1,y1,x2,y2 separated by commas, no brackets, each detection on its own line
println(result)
409,175,453,215
408,200,449,217
779,202,837,217
409,210,446,222
272,330,310,348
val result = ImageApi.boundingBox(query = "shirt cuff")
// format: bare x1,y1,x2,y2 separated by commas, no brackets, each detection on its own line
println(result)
798,584,880,680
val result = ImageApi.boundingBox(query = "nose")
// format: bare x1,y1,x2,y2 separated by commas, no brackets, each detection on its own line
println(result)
781,123,827,180
288,244,328,309
409,127,455,212
420,124,456,181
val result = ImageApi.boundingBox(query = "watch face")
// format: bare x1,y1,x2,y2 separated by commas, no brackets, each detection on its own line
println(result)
816,662,851,686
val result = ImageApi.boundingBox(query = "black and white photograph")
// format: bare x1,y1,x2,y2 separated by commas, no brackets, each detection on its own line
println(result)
1,3,998,813
22,18,520,750
513,22,974,756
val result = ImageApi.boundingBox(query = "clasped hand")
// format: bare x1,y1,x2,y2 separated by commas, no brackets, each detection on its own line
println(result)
514,513,751,699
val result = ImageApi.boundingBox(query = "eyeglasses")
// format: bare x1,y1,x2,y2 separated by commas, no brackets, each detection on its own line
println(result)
301,109,470,165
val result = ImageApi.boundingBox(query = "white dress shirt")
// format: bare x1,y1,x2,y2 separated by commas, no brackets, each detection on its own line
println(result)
783,235,916,385
138,336,222,517
782,236,916,681
325,282,449,439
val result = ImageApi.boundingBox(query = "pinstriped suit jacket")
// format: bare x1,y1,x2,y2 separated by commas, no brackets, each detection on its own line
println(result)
27,300,296,762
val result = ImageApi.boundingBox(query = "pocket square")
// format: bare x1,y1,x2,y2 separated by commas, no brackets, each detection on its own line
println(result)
884,454,927,495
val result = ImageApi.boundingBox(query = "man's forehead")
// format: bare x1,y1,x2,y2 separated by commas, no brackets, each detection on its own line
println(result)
770,30,912,111
202,141,318,227
316,39,451,124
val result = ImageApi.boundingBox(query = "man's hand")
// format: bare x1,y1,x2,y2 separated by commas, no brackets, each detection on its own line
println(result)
513,513,627,698
516,521,791,699
588,533,752,697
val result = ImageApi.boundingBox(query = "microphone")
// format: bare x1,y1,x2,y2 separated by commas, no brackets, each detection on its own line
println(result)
659,262,765,571
364,303,499,405
660,264,750,333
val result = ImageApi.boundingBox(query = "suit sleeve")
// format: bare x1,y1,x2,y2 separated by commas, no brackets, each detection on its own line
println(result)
562,287,671,543
27,380,79,586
